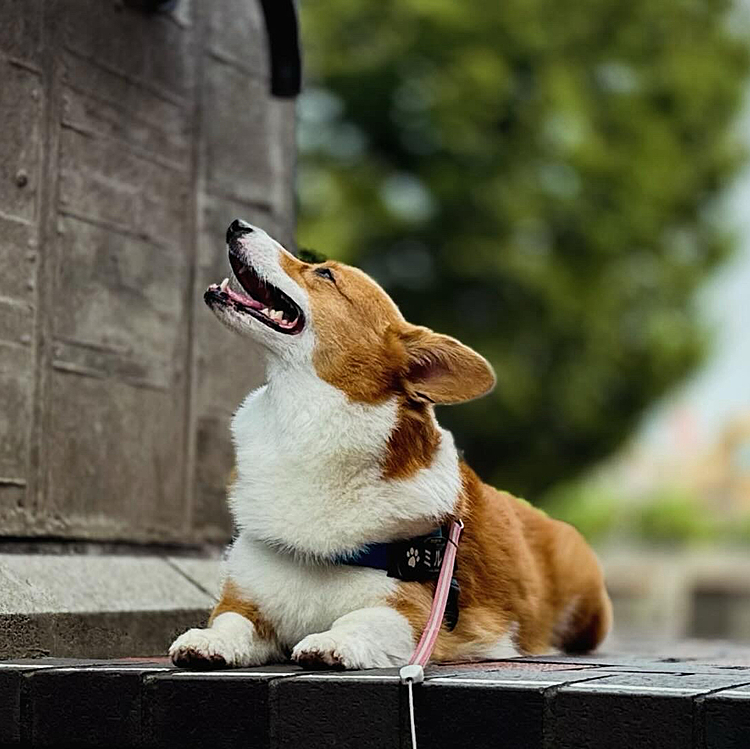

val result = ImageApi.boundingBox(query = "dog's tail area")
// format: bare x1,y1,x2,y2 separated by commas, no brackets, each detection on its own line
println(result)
555,586,613,654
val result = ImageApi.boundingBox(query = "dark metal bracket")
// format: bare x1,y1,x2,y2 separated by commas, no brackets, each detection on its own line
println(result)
258,0,302,97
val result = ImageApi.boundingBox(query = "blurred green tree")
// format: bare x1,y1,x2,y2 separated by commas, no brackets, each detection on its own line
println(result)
296,0,750,497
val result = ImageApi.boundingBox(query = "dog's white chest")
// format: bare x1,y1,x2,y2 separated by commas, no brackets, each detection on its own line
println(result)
222,371,462,646
228,379,462,557
224,534,398,646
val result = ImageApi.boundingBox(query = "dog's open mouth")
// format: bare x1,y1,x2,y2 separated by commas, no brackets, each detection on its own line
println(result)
205,251,305,334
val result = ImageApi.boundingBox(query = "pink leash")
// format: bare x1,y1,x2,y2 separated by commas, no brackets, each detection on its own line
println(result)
408,518,464,666
400,519,464,749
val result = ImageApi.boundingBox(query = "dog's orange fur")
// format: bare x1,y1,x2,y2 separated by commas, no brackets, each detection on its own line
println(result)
382,400,441,480
210,252,611,659
393,464,611,658
210,580,277,643
279,253,408,403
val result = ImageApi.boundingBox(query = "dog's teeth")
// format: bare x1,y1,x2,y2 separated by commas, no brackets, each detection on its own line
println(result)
262,307,271,316
272,310,284,321
220,278,229,292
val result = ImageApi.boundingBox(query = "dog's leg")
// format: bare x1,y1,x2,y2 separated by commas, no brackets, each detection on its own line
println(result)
291,606,415,670
169,580,281,669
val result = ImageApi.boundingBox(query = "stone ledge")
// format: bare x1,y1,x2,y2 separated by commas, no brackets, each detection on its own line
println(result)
2,647,750,748
0,555,221,658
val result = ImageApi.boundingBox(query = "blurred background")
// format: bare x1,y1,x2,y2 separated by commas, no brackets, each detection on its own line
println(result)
295,0,750,644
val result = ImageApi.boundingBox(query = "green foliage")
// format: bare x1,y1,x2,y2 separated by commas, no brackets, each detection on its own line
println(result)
297,0,750,496
542,480,743,546
725,514,750,544
544,481,622,540
633,488,716,544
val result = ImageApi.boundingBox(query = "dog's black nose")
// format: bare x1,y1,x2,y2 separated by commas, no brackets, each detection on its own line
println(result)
226,219,254,244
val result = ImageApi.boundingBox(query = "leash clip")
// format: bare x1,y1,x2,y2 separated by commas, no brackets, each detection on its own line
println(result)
399,664,425,684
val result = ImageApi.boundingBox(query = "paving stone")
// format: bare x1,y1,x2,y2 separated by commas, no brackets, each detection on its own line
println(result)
272,673,401,749
26,664,169,748
413,667,614,749
415,680,542,749
427,659,603,677
144,667,298,749
517,652,681,668
0,668,24,747
0,660,148,748
3,656,750,748
549,672,750,749
702,683,750,749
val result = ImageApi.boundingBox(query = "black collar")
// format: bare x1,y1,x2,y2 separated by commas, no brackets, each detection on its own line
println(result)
333,525,461,630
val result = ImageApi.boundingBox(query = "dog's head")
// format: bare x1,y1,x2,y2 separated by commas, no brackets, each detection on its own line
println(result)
206,220,495,406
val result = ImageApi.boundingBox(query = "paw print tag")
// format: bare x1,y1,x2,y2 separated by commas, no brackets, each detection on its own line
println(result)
386,530,450,581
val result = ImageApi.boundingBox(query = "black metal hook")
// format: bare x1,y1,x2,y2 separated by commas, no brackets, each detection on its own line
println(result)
258,0,302,98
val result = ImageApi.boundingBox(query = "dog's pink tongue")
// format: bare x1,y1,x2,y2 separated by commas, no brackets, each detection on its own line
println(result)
226,286,263,309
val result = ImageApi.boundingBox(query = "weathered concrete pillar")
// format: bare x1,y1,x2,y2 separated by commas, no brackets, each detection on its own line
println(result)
0,0,296,546
0,0,297,656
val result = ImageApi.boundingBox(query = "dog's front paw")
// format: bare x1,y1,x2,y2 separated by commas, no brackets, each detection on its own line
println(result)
292,632,349,669
170,612,261,670
292,630,402,670
169,627,237,669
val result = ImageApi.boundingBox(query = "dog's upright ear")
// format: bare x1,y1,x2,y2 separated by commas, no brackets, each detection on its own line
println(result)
394,324,496,405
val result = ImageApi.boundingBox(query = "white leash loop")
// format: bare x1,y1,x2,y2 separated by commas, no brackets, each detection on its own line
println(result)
399,519,464,749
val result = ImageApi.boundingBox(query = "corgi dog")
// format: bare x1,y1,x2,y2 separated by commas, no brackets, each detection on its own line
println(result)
169,220,612,670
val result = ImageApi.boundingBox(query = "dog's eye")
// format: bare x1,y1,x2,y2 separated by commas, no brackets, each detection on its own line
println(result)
314,267,335,282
